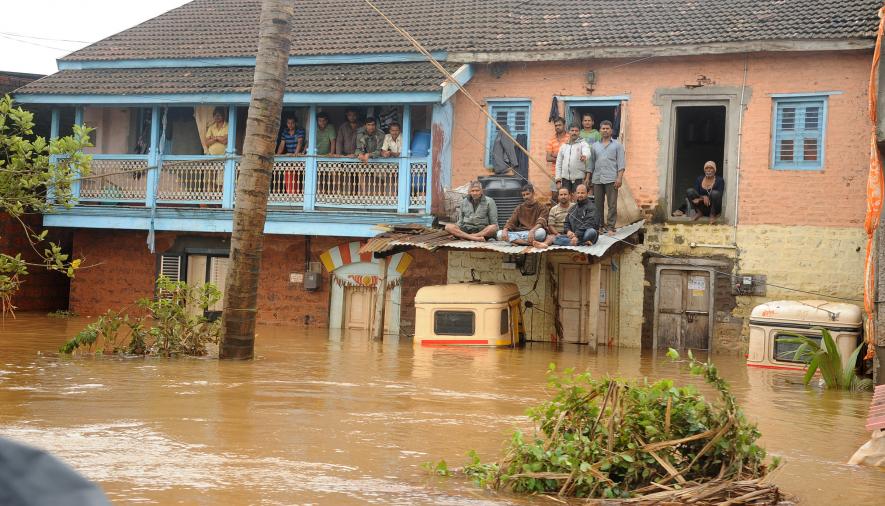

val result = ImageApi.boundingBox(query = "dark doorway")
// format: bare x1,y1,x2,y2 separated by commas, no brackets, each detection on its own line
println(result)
567,104,622,139
671,105,726,215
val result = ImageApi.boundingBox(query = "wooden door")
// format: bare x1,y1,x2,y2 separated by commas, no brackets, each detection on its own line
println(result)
683,271,711,349
344,287,373,330
208,256,229,312
558,264,585,343
655,269,711,350
344,286,392,331
597,264,610,346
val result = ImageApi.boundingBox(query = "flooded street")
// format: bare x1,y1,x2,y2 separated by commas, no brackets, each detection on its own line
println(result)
1,314,883,505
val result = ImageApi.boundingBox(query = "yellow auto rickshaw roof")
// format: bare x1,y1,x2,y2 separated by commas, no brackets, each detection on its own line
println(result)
750,300,862,327
415,282,521,304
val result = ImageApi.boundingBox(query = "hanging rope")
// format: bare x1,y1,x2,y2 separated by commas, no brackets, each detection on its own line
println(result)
362,0,552,181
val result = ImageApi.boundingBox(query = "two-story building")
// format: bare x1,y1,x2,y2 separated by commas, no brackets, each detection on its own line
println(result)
14,0,881,350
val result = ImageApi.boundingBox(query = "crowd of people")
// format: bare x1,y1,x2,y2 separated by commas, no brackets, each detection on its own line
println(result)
444,180,602,248
447,111,723,245
273,110,403,162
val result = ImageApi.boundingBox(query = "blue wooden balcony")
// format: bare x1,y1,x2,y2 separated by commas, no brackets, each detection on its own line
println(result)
43,102,441,238
47,152,433,237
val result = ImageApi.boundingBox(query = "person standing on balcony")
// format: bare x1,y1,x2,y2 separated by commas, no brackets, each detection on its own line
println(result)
497,183,547,245
315,112,337,156
336,108,363,156
381,122,402,157
546,117,569,197
204,107,228,156
590,120,625,235
579,112,601,143
355,117,385,163
445,181,498,242
555,124,592,193
276,116,305,155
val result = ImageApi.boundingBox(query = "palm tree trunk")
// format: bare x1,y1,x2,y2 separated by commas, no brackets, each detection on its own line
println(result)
220,0,294,359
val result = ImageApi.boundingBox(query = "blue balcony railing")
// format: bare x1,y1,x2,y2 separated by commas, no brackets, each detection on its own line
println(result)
71,153,430,214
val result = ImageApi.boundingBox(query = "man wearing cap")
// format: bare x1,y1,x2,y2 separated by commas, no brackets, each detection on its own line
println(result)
445,181,499,242
497,183,548,245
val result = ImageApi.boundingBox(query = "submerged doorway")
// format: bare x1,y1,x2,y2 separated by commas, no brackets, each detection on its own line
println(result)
670,105,726,215
653,267,713,350
557,262,619,347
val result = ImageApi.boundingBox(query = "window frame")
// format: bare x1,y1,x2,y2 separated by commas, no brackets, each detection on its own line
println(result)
484,99,532,168
770,96,828,171
433,310,476,336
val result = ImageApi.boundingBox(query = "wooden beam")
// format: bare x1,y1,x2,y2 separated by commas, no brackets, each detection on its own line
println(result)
448,39,874,64
373,256,390,340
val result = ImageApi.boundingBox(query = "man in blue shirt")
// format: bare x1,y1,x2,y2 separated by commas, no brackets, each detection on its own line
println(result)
276,116,305,155
589,120,626,234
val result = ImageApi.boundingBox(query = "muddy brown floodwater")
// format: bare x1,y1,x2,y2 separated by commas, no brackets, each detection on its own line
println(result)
1,314,883,505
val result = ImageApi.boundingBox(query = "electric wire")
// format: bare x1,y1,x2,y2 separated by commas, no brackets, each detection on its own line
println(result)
610,235,871,303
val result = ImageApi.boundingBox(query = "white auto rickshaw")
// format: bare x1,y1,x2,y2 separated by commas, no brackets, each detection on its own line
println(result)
413,282,525,346
747,300,863,371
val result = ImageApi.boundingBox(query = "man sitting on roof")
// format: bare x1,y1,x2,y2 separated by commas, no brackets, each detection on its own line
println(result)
497,183,547,245
552,184,599,246
444,181,498,242
535,186,574,249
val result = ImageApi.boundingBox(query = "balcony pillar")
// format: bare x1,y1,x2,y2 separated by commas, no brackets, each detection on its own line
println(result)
146,106,160,208
222,105,237,208
397,105,412,213
303,104,318,211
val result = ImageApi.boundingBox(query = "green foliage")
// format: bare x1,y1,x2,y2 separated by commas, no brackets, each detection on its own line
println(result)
777,328,873,391
0,95,92,314
421,460,452,477
59,276,221,357
456,353,770,498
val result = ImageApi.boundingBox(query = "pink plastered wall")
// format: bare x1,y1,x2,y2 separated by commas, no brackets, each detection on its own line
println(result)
450,51,871,227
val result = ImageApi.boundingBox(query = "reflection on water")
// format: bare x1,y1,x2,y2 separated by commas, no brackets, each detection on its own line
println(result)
0,314,882,505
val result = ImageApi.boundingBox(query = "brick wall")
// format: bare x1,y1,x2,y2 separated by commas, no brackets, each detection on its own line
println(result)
0,212,72,312
68,229,447,328
451,51,870,228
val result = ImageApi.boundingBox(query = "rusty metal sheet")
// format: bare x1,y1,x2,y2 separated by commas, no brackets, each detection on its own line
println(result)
362,220,644,257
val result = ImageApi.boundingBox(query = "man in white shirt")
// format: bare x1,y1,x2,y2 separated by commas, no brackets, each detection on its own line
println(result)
555,124,592,193
381,122,403,157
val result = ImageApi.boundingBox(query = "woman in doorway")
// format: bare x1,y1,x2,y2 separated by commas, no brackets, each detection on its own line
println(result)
673,160,724,223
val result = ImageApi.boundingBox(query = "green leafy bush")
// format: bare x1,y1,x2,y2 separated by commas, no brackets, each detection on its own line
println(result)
59,276,221,357
456,351,772,499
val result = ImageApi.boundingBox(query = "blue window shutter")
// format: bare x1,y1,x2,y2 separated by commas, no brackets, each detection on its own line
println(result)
772,98,826,170
486,102,531,167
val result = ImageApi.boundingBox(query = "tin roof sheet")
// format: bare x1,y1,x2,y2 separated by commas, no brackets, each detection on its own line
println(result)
362,220,644,257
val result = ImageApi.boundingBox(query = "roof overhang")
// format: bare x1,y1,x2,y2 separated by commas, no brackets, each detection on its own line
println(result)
14,62,471,106
447,38,875,63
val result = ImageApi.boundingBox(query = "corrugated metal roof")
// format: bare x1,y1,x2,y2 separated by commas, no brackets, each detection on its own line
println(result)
362,221,644,257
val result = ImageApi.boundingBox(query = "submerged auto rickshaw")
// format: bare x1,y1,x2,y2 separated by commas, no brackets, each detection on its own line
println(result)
747,300,862,371
413,282,526,346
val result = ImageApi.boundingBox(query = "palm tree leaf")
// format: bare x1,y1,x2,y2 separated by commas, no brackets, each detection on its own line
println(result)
803,355,820,386
841,343,864,389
